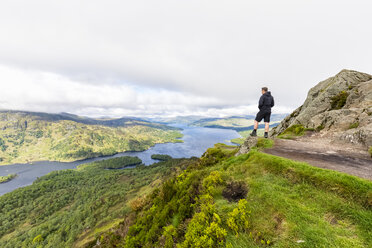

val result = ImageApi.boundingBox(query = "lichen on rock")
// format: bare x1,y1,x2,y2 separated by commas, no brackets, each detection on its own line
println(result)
235,136,258,156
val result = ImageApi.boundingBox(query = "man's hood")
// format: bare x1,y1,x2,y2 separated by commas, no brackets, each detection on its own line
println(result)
264,91,272,96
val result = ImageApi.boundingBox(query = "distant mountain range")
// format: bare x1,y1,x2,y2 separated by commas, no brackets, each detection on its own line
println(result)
190,114,287,131
0,110,177,130
141,115,207,124
144,114,288,127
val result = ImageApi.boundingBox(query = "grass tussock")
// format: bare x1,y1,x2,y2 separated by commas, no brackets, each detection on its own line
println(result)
278,125,306,139
256,138,274,149
349,122,359,129
316,124,325,132
330,91,349,110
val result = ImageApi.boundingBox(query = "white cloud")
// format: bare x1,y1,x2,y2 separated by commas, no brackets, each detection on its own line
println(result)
1,64,268,117
0,0,371,117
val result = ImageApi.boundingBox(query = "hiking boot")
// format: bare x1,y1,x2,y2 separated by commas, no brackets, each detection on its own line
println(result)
250,130,257,137
264,132,269,138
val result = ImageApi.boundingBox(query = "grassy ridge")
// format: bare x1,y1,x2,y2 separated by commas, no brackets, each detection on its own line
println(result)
0,111,183,165
95,145,372,247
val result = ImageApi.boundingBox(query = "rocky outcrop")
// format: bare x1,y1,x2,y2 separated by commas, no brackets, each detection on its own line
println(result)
235,137,258,156
271,69,372,147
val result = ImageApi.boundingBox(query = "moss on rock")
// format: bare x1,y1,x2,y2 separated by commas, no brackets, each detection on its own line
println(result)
278,125,306,139
330,91,349,110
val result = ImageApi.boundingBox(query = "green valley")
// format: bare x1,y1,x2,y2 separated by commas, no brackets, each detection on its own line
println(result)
0,111,183,165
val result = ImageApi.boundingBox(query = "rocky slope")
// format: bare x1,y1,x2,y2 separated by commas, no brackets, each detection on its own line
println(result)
271,69,372,148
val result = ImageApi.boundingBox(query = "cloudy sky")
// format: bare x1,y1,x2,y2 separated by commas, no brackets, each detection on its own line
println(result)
0,0,371,118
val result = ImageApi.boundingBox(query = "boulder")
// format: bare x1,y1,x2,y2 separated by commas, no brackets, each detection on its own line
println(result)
271,69,372,147
235,136,258,156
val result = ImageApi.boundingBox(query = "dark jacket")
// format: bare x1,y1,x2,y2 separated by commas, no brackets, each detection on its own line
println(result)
258,91,275,112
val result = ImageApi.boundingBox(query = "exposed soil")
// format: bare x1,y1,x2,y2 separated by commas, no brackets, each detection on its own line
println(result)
264,133,372,180
222,180,248,202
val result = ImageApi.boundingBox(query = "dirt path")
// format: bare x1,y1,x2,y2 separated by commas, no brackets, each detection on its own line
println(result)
264,137,372,180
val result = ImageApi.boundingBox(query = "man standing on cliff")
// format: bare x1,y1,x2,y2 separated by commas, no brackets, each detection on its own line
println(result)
250,87,275,138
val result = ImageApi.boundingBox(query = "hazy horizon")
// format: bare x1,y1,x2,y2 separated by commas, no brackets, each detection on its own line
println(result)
0,0,371,118
0,108,288,120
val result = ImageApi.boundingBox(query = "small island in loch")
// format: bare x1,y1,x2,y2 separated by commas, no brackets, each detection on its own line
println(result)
0,174,17,183
151,154,173,161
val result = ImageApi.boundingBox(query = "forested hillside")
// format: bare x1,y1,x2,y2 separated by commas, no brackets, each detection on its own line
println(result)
0,156,197,247
0,111,182,165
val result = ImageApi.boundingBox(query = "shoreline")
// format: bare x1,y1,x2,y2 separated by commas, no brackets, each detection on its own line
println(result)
0,125,240,196
0,137,184,167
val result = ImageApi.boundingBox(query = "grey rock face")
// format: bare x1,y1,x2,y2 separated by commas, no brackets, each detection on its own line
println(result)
271,69,372,147
236,137,258,156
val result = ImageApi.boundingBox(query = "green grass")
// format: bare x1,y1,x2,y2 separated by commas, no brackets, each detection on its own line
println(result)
349,122,359,129
218,152,371,247
277,125,317,139
231,137,245,145
95,145,372,247
316,124,325,132
278,124,306,139
0,174,16,183
369,147,372,158
330,91,349,110
256,138,274,149
224,152,372,247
